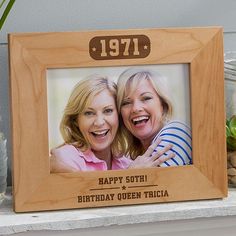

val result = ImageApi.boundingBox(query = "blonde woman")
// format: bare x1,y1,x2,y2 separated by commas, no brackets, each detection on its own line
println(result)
50,75,173,172
117,68,192,167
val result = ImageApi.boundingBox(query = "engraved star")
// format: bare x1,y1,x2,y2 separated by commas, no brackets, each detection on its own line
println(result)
122,186,126,190
92,47,96,52
144,45,148,50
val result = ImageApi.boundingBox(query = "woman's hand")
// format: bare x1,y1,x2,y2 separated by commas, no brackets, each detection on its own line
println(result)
128,138,175,169
50,155,78,173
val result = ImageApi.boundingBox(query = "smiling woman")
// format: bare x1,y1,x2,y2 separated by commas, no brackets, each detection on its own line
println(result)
50,75,132,172
77,89,118,158
117,68,192,166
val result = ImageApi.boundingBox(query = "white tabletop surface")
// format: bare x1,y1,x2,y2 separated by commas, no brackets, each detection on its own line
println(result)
1,188,236,235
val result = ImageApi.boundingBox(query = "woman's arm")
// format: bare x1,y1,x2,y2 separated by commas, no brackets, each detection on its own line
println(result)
50,144,82,173
50,155,78,173
128,138,175,169
152,120,192,167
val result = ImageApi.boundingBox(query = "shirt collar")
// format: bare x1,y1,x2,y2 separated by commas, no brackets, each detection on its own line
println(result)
80,149,107,163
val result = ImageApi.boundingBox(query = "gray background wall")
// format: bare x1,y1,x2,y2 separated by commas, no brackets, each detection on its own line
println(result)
1,0,236,184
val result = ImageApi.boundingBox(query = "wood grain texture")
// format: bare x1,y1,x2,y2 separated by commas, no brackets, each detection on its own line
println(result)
8,27,227,212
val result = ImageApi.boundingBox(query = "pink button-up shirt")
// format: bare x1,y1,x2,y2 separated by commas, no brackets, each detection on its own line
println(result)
51,144,132,171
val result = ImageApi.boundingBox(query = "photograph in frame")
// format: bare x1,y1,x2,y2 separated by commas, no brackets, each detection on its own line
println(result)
47,64,192,173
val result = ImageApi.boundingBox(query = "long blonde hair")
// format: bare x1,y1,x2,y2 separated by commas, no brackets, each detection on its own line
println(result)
117,68,173,159
60,75,126,156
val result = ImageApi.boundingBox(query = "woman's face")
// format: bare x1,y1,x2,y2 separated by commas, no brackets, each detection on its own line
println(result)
77,89,118,152
120,79,164,147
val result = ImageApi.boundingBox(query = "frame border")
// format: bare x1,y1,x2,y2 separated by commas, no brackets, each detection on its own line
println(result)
8,27,227,212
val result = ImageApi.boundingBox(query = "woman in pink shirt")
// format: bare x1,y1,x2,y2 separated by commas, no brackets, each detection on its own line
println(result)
50,75,173,172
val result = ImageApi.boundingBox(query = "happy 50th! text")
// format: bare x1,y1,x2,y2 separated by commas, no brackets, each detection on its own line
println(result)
77,174,169,203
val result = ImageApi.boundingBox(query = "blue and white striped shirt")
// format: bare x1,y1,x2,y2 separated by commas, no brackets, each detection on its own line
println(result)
152,120,192,167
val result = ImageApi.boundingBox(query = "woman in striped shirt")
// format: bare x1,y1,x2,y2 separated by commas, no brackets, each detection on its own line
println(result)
117,68,192,167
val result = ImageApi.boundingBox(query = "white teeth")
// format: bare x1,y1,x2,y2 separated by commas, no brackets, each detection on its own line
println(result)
92,130,108,135
132,116,149,122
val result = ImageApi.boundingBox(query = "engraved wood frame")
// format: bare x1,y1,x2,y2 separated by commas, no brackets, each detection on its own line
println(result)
8,27,227,212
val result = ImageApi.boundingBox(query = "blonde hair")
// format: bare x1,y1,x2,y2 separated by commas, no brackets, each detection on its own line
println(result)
60,75,126,156
117,68,173,159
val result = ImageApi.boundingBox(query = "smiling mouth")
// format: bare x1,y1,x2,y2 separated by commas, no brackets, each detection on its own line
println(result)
91,129,109,137
131,116,150,125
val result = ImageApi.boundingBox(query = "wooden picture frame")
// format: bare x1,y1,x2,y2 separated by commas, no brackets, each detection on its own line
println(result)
8,27,227,212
